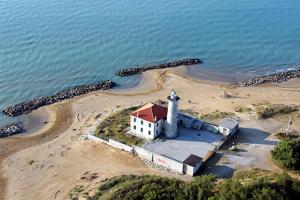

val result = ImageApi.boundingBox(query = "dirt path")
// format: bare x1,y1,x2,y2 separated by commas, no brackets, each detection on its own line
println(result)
0,102,73,200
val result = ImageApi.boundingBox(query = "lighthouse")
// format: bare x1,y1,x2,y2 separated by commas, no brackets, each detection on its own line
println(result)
165,89,180,138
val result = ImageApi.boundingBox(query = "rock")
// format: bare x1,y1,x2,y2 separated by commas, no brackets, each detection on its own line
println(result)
230,69,300,87
115,58,202,76
3,80,116,117
0,123,23,138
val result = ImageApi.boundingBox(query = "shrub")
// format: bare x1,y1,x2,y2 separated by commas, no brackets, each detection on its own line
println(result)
271,139,300,170
87,172,300,200
257,104,298,119
234,106,252,113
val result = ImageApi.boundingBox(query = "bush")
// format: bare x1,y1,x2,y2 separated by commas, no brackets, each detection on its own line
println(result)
234,106,252,113
271,139,300,170
257,104,298,119
87,172,300,200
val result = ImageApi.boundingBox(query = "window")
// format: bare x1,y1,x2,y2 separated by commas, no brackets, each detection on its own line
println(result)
148,130,151,135
133,125,136,130
156,123,158,127
156,130,158,135
149,123,151,128
141,128,143,132
134,118,136,122
141,120,143,125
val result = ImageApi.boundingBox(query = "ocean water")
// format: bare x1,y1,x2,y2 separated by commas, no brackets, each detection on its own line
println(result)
0,0,300,125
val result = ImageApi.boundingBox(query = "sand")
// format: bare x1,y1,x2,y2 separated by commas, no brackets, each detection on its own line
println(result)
0,67,300,200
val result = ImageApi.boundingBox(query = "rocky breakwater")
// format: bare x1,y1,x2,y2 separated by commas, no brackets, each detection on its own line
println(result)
0,123,23,138
3,80,115,117
115,58,202,76
231,68,300,87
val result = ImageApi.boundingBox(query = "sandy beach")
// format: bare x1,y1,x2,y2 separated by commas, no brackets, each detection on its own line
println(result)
1,67,300,200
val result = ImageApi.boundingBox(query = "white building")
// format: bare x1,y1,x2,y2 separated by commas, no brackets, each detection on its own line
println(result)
130,90,180,140
130,103,168,140
218,117,239,137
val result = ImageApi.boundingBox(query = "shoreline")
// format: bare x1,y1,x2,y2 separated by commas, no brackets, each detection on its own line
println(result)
0,101,73,200
2,66,300,137
0,68,299,199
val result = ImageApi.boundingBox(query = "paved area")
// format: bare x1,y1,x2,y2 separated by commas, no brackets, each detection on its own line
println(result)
203,120,280,178
143,126,224,162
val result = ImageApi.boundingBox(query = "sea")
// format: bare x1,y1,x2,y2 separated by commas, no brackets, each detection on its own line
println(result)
1,0,300,126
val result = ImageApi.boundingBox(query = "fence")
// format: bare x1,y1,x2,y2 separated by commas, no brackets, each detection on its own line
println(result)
87,134,109,144
133,145,153,161
109,139,133,153
152,153,183,174
133,145,183,174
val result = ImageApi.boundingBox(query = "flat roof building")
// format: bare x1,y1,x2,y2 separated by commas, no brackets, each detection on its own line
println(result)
219,117,239,137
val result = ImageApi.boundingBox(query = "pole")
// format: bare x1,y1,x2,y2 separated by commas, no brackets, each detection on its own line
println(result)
286,115,292,134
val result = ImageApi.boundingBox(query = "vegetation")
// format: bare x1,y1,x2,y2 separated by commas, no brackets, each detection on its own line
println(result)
271,138,300,170
95,106,144,146
79,171,300,200
181,109,201,117
234,106,252,113
28,160,35,165
274,132,299,140
201,110,235,123
256,104,298,119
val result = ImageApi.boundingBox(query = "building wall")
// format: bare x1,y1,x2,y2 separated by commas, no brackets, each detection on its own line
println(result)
183,162,202,176
130,116,156,140
152,153,183,174
133,145,153,161
153,119,165,137
109,139,133,153
218,126,239,136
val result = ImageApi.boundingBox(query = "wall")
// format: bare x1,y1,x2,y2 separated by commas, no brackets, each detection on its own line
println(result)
130,116,155,140
204,123,219,133
87,134,109,144
183,164,194,176
152,153,183,174
133,145,153,161
109,139,133,153
154,119,164,137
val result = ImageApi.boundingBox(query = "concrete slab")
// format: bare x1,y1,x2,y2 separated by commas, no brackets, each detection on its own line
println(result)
143,126,224,162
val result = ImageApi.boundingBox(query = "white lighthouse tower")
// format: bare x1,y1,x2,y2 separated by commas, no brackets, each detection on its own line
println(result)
165,89,180,138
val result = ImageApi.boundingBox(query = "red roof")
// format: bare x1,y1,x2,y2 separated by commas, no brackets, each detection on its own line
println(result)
131,103,168,123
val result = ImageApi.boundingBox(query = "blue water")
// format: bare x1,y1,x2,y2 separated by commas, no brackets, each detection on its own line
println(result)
1,0,300,125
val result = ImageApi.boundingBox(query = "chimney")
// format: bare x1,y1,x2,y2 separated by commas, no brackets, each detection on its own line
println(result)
155,116,157,122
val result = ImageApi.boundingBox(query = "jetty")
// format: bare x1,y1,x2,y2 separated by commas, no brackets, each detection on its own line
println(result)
0,123,23,138
115,58,202,76
231,68,300,87
3,80,115,117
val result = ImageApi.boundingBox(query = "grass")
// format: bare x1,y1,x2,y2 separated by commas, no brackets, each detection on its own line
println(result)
95,106,145,146
256,104,298,119
234,106,252,113
28,160,35,165
69,185,85,199
77,171,300,200
180,109,200,117
201,110,236,123
274,132,299,140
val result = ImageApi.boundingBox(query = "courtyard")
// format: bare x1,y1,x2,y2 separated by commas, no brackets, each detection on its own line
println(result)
143,125,225,163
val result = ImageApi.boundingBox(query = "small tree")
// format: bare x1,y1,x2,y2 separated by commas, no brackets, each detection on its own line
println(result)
216,180,247,200
271,139,300,170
